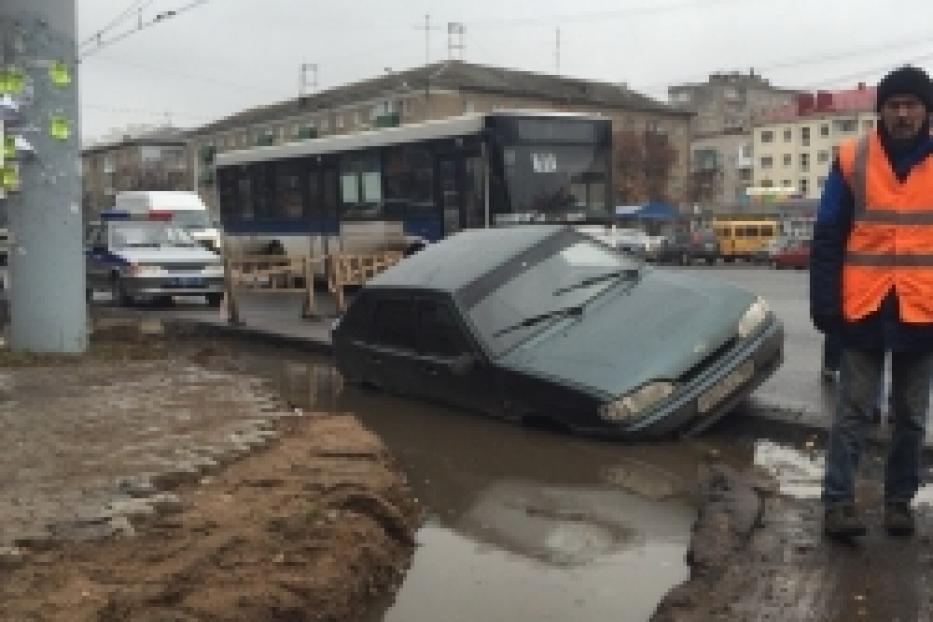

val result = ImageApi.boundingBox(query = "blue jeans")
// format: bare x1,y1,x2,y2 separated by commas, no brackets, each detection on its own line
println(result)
823,348,933,506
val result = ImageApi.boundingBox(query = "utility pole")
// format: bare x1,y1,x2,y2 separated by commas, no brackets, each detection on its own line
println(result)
555,27,561,75
1,0,87,353
423,14,430,65
447,22,465,61
299,62,318,98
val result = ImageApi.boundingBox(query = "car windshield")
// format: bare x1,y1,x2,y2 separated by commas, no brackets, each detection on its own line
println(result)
469,235,638,356
108,221,198,248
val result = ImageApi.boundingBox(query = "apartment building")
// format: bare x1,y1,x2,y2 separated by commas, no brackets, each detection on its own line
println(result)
81,126,190,220
669,70,797,210
752,85,877,201
189,60,693,216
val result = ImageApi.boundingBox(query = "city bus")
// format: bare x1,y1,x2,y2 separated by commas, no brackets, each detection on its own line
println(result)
712,216,780,262
214,111,613,262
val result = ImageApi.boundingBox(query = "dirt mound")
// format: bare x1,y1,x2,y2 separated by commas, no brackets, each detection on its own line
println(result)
0,414,421,622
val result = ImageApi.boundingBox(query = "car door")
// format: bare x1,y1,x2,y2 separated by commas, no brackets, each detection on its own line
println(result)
358,294,421,395
413,297,498,415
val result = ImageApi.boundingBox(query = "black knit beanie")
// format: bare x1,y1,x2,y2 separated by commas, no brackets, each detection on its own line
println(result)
876,65,932,112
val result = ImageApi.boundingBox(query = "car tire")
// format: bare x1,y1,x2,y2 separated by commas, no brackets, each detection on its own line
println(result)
206,293,223,307
111,277,132,307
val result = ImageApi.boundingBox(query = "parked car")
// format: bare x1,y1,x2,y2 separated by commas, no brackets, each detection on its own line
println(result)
332,225,783,439
658,230,719,265
85,213,225,306
577,225,664,260
770,238,811,270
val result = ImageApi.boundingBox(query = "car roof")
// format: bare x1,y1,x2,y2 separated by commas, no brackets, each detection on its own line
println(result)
367,225,568,294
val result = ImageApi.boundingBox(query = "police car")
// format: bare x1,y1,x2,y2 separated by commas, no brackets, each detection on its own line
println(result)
86,209,224,306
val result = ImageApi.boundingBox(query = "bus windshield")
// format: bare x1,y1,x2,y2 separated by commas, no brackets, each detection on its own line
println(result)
498,143,609,224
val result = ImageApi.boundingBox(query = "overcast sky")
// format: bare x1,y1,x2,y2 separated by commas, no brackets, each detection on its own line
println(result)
76,0,933,142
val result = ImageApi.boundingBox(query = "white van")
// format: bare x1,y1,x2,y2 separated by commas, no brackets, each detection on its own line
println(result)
114,191,221,251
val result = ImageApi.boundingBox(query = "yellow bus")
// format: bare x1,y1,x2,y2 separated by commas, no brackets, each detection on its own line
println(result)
712,218,780,262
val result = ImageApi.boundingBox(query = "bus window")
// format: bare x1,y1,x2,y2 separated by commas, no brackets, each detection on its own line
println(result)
306,164,321,218
340,151,381,219
253,163,275,219
384,145,434,218
274,159,304,219
761,225,775,237
238,165,254,220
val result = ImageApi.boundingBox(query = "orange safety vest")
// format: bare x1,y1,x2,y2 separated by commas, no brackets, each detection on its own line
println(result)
838,132,933,323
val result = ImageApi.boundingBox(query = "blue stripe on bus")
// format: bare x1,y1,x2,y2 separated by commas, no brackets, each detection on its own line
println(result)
403,216,443,242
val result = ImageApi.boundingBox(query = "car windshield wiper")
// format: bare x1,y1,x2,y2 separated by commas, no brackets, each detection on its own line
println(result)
552,267,641,296
492,304,585,338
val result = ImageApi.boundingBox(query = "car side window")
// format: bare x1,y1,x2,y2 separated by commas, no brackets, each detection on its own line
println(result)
418,300,469,357
370,298,418,351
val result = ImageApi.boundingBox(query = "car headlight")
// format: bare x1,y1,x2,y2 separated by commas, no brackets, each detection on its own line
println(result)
737,296,770,338
598,381,676,422
126,263,162,276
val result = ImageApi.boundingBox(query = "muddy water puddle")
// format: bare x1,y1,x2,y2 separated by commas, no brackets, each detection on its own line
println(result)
234,347,825,622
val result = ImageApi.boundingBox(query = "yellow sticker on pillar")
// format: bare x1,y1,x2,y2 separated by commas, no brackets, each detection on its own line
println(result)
3,136,13,160
50,115,70,141
49,61,71,87
2,165,18,191
1,68,24,95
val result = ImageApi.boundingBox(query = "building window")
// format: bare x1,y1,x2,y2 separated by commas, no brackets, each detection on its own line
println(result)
740,144,752,159
783,129,792,142
760,130,774,143
760,179,773,188
862,119,874,130
817,150,829,163
783,154,792,166
800,153,810,172
818,176,827,189
319,116,330,132
760,156,773,169
782,179,792,187
834,118,857,133
800,178,809,195
820,124,829,137
336,114,344,129
801,126,811,147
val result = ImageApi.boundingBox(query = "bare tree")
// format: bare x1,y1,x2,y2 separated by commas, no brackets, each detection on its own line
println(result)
614,129,677,204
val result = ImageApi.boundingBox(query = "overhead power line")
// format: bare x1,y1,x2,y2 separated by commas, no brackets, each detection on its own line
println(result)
80,0,155,48
79,0,213,60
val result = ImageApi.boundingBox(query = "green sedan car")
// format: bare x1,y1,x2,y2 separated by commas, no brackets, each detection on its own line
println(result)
332,225,783,439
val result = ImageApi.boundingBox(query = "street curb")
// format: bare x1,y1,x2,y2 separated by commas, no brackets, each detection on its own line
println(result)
161,317,333,356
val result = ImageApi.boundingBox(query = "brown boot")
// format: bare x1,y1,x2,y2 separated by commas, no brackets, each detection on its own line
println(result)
884,502,915,536
824,504,867,537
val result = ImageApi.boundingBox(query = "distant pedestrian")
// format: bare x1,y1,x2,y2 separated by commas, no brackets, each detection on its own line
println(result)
810,65,933,538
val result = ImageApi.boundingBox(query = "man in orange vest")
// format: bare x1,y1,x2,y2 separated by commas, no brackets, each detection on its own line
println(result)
811,65,933,538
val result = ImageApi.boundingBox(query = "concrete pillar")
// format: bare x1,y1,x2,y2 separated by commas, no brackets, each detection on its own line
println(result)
1,0,87,352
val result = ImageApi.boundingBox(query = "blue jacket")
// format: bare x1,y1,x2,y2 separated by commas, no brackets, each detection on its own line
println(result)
809,133,933,352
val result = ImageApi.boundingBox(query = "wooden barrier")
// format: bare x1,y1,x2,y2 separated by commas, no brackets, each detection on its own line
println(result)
222,251,404,323
223,254,323,324
327,251,403,312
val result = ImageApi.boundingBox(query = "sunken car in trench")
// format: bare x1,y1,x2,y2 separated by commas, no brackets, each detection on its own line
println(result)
332,225,783,439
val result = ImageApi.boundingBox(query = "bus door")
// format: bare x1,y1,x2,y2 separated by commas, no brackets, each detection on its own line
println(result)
438,157,464,237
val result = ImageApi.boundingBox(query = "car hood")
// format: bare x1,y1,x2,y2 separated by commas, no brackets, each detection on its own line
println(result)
115,248,220,264
497,269,757,399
